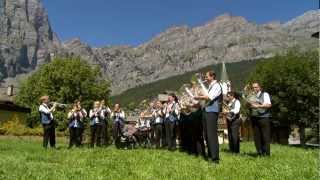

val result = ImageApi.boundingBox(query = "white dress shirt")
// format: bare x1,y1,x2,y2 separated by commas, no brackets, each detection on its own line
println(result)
256,91,271,105
39,104,53,120
111,111,125,121
228,99,241,114
89,108,105,123
164,101,179,118
208,80,222,101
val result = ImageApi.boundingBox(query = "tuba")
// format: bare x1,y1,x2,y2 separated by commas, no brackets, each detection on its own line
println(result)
178,84,196,115
195,73,210,107
179,83,202,115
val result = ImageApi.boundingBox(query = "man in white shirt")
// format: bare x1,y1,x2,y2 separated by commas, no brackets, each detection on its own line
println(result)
195,71,222,164
249,82,272,156
38,95,57,148
226,91,241,153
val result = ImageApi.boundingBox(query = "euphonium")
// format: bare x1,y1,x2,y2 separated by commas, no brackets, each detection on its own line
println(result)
195,73,210,107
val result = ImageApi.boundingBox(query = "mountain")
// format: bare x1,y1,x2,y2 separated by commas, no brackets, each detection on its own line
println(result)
0,0,318,95
111,59,262,108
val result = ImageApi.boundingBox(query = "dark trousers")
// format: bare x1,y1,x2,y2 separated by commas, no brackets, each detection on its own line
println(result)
251,117,271,155
42,122,56,148
180,113,194,154
69,127,82,148
154,123,163,148
112,121,124,144
165,120,176,150
192,110,206,157
162,124,167,147
90,124,102,147
204,112,219,161
101,120,109,146
227,118,241,153
179,114,189,152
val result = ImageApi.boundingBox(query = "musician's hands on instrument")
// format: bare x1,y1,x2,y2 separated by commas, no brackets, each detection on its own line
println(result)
249,102,261,108
52,102,58,108
194,95,210,101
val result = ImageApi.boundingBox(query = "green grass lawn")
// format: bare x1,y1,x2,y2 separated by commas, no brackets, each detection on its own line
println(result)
0,136,318,180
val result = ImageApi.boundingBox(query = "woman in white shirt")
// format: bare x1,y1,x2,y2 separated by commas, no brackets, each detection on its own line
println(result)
111,104,125,145
67,102,86,148
164,93,179,151
89,101,104,147
152,101,165,148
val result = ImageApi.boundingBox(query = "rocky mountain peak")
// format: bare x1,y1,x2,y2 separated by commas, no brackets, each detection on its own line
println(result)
283,9,320,36
204,13,248,27
0,1,318,96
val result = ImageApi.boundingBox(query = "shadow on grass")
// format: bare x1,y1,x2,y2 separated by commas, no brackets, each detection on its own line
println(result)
221,148,260,158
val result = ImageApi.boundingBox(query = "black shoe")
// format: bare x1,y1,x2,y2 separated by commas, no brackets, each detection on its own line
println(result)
212,160,219,164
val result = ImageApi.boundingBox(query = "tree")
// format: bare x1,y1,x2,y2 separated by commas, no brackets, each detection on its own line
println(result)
15,57,111,131
246,50,319,145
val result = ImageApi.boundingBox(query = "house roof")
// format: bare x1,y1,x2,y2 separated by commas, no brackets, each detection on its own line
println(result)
0,100,31,113
311,32,319,38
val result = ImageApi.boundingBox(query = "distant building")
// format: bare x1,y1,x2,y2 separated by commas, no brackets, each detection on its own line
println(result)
0,86,31,123
311,32,319,38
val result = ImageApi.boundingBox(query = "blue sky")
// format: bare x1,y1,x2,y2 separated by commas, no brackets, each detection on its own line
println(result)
43,0,318,47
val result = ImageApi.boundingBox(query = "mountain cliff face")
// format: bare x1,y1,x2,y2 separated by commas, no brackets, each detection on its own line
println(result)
0,0,318,95
0,0,60,79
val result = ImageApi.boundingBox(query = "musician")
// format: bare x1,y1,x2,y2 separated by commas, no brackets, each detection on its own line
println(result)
89,101,105,147
38,95,57,148
164,93,179,151
135,112,152,147
195,71,222,164
67,102,87,148
148,102,156,146
161,102,168,148
249,82,272,156
136,112,151,130
190,81,206,156
75,100,87,144
111,104,125,145
152,101,164,148
225,91,241,153
100,100,112,146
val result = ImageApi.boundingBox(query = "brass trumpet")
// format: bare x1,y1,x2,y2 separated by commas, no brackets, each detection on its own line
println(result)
50,102,71,108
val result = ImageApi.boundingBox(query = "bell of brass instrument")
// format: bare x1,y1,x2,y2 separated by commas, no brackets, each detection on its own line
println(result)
195,73,210,107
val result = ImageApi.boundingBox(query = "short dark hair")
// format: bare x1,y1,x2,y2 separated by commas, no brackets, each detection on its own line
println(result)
207,71,216,79
227,91,235,97
168,93,179,102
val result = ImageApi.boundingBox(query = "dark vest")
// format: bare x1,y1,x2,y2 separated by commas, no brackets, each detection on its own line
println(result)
90,109,102,126
205,83,223,113
39,104,53,125
69,112,83,128
166,102,178,122
251,92,271,118
228,99,240,120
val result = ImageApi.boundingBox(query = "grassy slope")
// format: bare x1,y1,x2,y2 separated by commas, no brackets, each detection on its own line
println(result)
0,137,318,180
111,60,262,107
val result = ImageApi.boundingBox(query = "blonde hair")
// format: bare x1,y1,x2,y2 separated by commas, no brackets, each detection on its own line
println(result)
39,95,49,103
94,101,100,106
